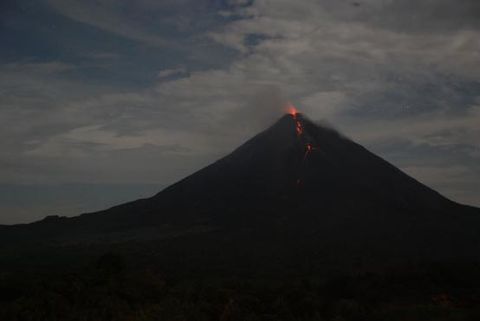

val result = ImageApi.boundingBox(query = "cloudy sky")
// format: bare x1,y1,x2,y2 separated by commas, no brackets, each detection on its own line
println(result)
1,0,479,224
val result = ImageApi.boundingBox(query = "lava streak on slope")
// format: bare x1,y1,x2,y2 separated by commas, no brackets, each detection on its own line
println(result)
295,119,303,136
287,104,304,137
286,104,318,188
303,143,315,161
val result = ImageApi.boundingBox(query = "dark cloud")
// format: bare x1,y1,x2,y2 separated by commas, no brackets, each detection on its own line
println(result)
347,72,480,119
319,0,480,33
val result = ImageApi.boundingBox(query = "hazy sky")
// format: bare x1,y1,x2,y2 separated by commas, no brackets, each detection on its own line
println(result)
1,0,479,224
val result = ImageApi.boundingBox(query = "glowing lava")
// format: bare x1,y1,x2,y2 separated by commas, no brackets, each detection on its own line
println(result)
303,143,315,161
286,102,298,117
295,120,303,136
286,103,304,136
285,103,318,188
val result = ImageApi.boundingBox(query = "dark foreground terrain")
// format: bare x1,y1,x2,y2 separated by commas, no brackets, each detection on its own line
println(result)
1,251,480,321
1,113,479,320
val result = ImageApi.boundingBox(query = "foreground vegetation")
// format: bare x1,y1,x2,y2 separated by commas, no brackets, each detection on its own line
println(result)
1,252,480,321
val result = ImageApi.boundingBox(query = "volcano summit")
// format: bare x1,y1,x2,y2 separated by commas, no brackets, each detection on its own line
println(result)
2,112,480,269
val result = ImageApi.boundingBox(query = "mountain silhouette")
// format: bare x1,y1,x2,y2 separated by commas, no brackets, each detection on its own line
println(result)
2,112,479,267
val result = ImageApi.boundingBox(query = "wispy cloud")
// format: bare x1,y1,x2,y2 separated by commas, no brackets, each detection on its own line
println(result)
46,0,181,49
1,0,479,223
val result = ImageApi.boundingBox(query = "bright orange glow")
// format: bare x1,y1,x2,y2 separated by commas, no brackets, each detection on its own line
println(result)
286,102,298,117
285,102,304,136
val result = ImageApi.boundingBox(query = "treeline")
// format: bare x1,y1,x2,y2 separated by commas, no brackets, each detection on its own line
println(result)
1,253,480,321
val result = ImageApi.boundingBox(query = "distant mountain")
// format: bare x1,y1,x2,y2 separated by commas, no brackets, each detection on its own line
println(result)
2,112,479,267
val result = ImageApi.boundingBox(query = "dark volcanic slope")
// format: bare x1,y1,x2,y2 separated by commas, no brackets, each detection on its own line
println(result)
2,113,480,261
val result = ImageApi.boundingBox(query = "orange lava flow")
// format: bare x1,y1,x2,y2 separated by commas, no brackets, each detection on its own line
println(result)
295,120,303,136
285,102,303,136
285,102,317,189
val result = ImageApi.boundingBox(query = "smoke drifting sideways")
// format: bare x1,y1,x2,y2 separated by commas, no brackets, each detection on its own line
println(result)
206,86,344,158
237,87,341,133
227,86,293,132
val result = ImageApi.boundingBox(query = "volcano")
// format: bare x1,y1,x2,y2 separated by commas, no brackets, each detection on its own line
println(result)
2,112,480,269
